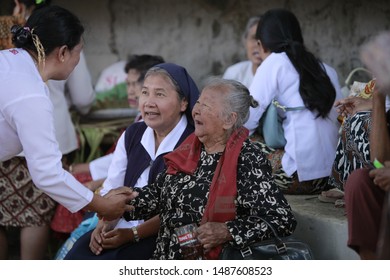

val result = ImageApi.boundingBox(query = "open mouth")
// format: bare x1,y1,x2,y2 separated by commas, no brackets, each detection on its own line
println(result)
128,98,138,107
252,51,261,57
195,119,203,125
144,111,159,117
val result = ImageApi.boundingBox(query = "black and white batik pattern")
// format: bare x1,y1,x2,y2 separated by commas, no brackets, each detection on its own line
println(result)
129,139,296,259
328,111,372,191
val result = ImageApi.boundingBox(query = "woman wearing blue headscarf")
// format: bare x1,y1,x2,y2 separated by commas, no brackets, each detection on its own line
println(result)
65,63,200,259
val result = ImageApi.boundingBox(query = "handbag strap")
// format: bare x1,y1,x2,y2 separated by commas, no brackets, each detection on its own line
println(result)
344,67,372,88
239,216,287,258
272,100,305,112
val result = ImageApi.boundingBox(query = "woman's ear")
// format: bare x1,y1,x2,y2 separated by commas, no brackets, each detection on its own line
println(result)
57,45,68,63
223,112,238,130
180,98,189,113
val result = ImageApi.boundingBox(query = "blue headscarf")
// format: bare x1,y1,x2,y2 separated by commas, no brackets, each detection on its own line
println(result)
155,63,200,126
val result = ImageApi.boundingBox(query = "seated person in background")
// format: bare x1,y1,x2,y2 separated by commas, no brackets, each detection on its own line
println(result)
222,15,262,88
344,31,390,260
65,63,200,260
123,78,296,259
93,60,129,110
70,55,165,189
320,81,377,204
320,80,390,204
95,60,127,93
245,9,342,195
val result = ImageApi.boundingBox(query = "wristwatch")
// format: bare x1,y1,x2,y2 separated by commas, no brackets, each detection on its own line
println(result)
131,226,140,242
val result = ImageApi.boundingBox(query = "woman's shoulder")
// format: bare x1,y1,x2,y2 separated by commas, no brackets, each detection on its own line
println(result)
223,61,251,76
225,60,251,70
237,139,273,176
1,49,39,78
126,120,147,131
124,121,147,143
264,52,290,65
240,139,267,160
259,52,292,74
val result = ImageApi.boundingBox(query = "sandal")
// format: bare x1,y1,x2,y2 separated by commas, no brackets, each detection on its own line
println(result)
318,188,344,203
335,198,345,208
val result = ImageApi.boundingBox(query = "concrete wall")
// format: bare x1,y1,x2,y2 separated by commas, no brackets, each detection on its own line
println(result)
51,0,390,87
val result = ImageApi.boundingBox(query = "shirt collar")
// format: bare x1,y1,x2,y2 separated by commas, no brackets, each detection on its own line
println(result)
141,114,188,159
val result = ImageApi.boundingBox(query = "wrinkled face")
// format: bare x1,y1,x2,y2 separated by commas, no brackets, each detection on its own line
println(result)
126,69,142,109
192,88,228,145
139,74,188,135
245,24,262,69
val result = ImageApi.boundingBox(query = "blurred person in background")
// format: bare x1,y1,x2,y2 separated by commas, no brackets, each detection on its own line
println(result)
222,15,262,88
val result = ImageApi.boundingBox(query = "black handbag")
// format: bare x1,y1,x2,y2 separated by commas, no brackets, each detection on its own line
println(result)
220,217,314,260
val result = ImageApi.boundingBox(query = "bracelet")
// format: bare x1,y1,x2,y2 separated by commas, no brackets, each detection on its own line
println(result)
131,226,140,242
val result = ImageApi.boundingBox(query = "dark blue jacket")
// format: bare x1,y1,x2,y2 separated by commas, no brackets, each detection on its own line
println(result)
123,121,193,187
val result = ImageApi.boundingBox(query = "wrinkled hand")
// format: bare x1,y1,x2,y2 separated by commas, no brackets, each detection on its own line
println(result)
369,161,390,192
101,228,132,249
334,96,372,117
98,187,138,221
197,222,233,251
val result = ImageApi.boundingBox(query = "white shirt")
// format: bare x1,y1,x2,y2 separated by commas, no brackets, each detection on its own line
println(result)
245,52,343,181
88,113,142,181
89,153,114,181
95,60,127,92
222,60,255,89
48,52,95,155
100,115,188,229
0,48,93,212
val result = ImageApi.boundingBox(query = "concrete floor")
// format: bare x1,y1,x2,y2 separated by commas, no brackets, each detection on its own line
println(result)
285,195,359,260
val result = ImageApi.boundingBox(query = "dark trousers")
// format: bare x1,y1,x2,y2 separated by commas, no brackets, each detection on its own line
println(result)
64,229,156,260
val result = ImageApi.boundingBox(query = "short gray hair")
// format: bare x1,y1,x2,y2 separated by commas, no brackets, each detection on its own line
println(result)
360,31,390,91
243,15,261,40
202,78,258,130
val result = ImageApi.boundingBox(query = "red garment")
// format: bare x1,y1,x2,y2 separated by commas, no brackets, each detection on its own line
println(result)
345,168,385,254
164,127,249,259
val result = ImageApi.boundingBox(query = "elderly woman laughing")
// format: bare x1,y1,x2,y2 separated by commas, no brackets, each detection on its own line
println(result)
126,78,296,259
